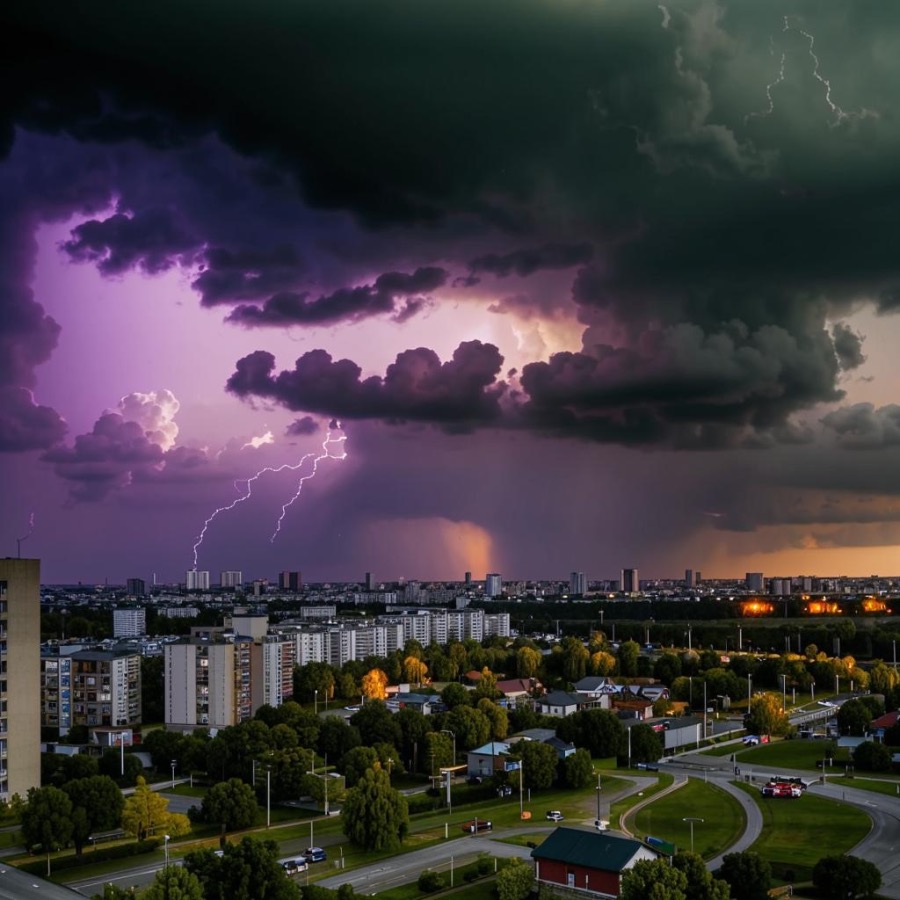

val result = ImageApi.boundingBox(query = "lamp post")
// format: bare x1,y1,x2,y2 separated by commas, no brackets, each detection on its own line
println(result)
747,674,752,708
164,834,171,869
266,764,271,828
440,729,455,813
595,771,602,822
314,689,318,716
171,759,177,790
682,817,703,854
779,674,787,713
114,731,125,777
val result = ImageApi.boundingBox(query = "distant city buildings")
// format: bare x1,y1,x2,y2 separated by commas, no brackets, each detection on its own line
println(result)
278,571,302,592
186,570,210,591
485,573,503,597
364,572,374,591
0,559,40,800
125,578,146,596
220,571,243,589
570,572,587,595
746,572,764,592
621,568,639,594
113,607,146,638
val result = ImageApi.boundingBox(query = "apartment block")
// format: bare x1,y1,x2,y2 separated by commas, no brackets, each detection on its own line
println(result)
113,607,146,638
0,559,41,801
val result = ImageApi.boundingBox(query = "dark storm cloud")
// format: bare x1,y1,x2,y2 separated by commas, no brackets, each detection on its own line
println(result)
226,267,447,328
227,342,506,429
285,416,319,437
0,388,67,452
193,245,306,305
830,323,866,370
42,413,165,502
62,207,199,275
821,403,900,450
468,243,594,278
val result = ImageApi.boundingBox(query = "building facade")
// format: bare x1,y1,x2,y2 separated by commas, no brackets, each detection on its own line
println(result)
0,559,41,800
186,570,211,591
220,571,243,589
113,607,146,638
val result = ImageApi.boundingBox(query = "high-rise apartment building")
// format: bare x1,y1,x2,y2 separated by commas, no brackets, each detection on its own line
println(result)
364,572,374,590
126,578,146,596
165,637,251,730
684,569,693,588
186,570,211,591
621,568,639,594
485,573,502,597
0,559,40,801
113,607,146,638
746,572,764,592
68,649,141,729
220,571,243,589
570,572,587,595
278,571,302,592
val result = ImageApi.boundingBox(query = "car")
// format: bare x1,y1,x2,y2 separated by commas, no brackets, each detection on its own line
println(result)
461,819,492,833
743,735,760,745
303,847,328,863
546,810,564,821
466,775,483,785
594,819,609,831
344,705,361,712
281,859,308,875
497,785,513,797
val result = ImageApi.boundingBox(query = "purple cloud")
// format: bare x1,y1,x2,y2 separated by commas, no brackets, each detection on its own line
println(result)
227,341,506,429
285,416,319,436
468,242,594,278
225,266,447,328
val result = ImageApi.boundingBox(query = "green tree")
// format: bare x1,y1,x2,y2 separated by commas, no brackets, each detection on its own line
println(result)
516,646,542,678
654,653,682,685
293,661,336,704
318,715,362,759
90,885,133,900
519,741,558,790
621,857,687,900
561,748,594,789
745,692,789,737
559,637,590,682
445,705,491,750
201,778,258,831
424,731,453,774
496,858,534,900
99,749,144,785
350,701,402,746
837,699,874,737
62,775,124,853
717,851,772,900
617,640,640,677
812,854,881,899
341,764,409,851
624,724,662,765
185,838,299,900
440,682,471,710
21,785,73,860
341,746,379,786
477,698,509,739
395,708,431,765
556,709,625,758
671,852,729,900
853,741,892,772
143,865,205,900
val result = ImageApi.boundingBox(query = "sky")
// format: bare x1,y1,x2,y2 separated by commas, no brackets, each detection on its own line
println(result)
3,0,900,584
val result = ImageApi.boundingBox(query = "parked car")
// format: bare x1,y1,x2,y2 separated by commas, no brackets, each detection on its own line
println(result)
461,819,492,833
303,847,328,862
546,810,564,822
281,859,308,875
466,775,483,785
743,735,760,745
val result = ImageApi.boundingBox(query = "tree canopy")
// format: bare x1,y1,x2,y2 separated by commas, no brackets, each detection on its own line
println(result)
341,764,409,851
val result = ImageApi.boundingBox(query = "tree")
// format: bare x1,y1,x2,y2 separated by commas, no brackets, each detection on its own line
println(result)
341,764,409,851
143,865,205,900
496,858,533,900
477,698,509,739
21,786,73,857
293,661,335,704
185,838,299,900
812,854,881,899
424,731,453,774
403,656,428,686
624,724,662,765
99,749,144,785
854,740,892,772
519,741,558,790
561,748,593,789
63,775,124,853
122,776,184,841
590,651,617,676
717,851,772,900
556,709,625,758
671,852,729,900
440,682,471,710
318,715,362,759
745,692,789,737
350,701,402,746
474,667,500,700
654,653,682,685
395,707,431,765
341,746,379,786
201,778,258,831
361,668,389,700
621,858,687,900
516,646,541,678
90,886,133,900
445,705,491,750
617,640,640,678
559,637,590,682
838,698,874,737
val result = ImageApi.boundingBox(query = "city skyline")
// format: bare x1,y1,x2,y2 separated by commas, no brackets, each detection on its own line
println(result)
3,2,900,582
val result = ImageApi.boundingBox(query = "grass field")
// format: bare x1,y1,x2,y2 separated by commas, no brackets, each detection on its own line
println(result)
737,782,872,883
830,775,900,797
631,779,745,859
610,774,674,829
734,740,850,771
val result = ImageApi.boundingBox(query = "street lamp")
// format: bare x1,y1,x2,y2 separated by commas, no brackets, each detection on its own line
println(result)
595,771,602,822
314,689,318,715
779,674,788,713
682,817,703,854
171,759,177,790
747,674,752,708
164,834,171,868
266,764,271,828
440,729,455,813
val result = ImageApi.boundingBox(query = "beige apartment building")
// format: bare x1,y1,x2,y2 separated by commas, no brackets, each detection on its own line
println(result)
0,559,40,800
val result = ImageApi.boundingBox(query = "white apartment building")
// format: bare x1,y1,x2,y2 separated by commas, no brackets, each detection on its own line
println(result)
185,570,211,591
220,571,243,589
485,573,503,597
113,607,146,638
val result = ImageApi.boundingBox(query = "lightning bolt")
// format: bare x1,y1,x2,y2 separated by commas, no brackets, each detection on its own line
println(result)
270,428,347,541
16,513,35,559
747,17,877,126
192,427,347,566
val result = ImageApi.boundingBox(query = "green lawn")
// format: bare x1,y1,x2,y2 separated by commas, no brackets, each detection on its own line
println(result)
737,783,872,883
735,740,849,771
631,779,745,859
699,742,745,758
610,774,674,829
830,775,900,797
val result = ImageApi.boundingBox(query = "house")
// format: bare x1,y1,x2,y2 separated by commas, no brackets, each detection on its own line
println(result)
496,677,543,704
466,741,521,779
610,696,654,720
508,728,576,759
532,827,659,898
573,677,617,708
870,710,900,741
538,690,588,718
387,693,442,715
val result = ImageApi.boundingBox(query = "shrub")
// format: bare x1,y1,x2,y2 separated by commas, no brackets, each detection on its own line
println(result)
418,870,446,892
